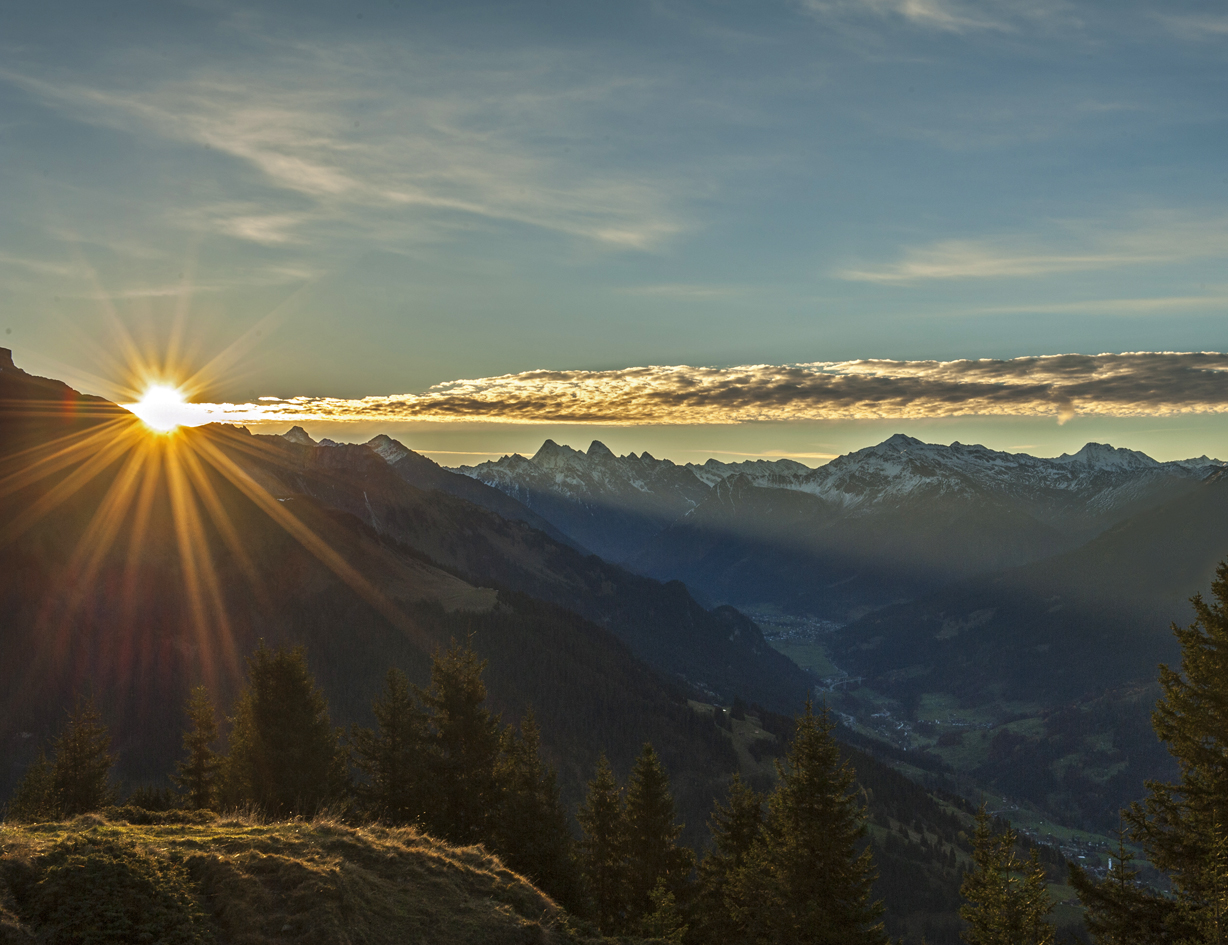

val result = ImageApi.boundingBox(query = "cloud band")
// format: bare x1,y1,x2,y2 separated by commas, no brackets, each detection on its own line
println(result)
175,352,1228,427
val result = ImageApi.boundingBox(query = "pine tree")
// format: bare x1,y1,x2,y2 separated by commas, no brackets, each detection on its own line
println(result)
577,754,628,933
695,774,763,941
4,752,58,822
351,667,430,825
622,743,694,932
1075,561,1228,943
1111,561,1228,943
490,710,578,907
171,686,221,810
418,640,504,845
729,701,887,945
224,643,347,816
959,807,1054,945
51,696,116,816
1069,821,1169,945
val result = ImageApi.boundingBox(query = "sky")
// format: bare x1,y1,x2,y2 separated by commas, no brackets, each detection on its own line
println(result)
3,0,1227,465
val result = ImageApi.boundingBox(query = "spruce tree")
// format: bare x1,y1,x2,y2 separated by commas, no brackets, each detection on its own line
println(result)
959,807,1054,945
418,640,504,845
4,752,58,822
577,754,628,934
224,643,347,816
51,696,116,816
172,686,221,810
1073,561,1228,943
729,701,886,945
1069,822,1169,945
490,710,578,907
1124,561,1228,942
622,743,694,932
351,667,430,825
695,774,763,942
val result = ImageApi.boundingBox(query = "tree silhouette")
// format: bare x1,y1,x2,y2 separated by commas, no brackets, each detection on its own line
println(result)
417,640,504,845
960,806,1053,945
224,643,347,816
695,774,762,942
172,686,221,810
351,667,429,825
1074,560,1228,942
622,743,694,932
490,709,577,907
577,754,628,933
729,701,886,945
51,696,116,816
5,751,58,821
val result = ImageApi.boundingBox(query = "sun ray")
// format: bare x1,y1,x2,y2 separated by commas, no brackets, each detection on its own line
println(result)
119,437,164,630
165,440,236,685
0,425,142,549
45,441,152,669
178,436,270,609
190,432,428,647
0,418,134,500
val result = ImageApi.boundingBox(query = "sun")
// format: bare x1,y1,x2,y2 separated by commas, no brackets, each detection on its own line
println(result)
126,383,196,433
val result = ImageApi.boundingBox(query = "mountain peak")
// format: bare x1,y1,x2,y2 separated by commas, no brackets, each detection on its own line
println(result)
1055,442,1158,470
281,426,317,447
532,438,583,468
0,348,13,372
587,440,616,460
366,434,412,464
880,433,923,450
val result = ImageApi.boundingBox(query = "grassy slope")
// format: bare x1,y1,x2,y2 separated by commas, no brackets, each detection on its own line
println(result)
0,811,612,945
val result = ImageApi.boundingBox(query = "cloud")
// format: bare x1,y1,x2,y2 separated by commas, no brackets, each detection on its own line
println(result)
840,214,1228,283
188,352,1228,427
976,294,1228,316
2,42,685,251
796,0,1074,34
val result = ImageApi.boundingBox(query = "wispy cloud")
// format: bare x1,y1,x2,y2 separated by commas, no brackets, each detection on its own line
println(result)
1159,14,1228,41
2,42,685,252
840,214,1228,282
977,294,1228,316
796,0,1074,34
182,352,1228,427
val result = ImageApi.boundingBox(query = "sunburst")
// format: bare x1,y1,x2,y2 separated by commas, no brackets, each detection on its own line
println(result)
0,330,413,704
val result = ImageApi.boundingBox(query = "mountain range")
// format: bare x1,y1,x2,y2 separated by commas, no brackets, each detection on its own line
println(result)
456,434,1225,620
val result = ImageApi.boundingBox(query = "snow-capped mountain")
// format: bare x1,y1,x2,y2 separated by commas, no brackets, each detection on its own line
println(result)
454,434,1224,617
455,439,711,562
703,434,1224,536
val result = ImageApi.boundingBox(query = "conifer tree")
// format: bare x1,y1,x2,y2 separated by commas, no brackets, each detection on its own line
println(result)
4,752,58,822
695,774,763,941
224,643,347,816
622,743,695,931
1115,561,1228,943
490,710,578,906
959,807,1053,945
171,686,221,810
729,701,886,945
577,754,628,934
1069,822,1169,945
351,667,429,824
51,696,116,816
418,640,504,845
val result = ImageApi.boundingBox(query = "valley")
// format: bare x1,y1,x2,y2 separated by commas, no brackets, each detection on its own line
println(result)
2,350,1224,943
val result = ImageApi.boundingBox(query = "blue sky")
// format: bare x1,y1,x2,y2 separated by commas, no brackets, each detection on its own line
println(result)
3,0,1227,463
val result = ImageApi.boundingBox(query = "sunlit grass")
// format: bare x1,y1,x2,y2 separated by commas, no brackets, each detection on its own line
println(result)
0,811,570,945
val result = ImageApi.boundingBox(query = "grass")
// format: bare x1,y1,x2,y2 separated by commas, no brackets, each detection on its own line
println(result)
767,641,837,676
0,809,618,945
